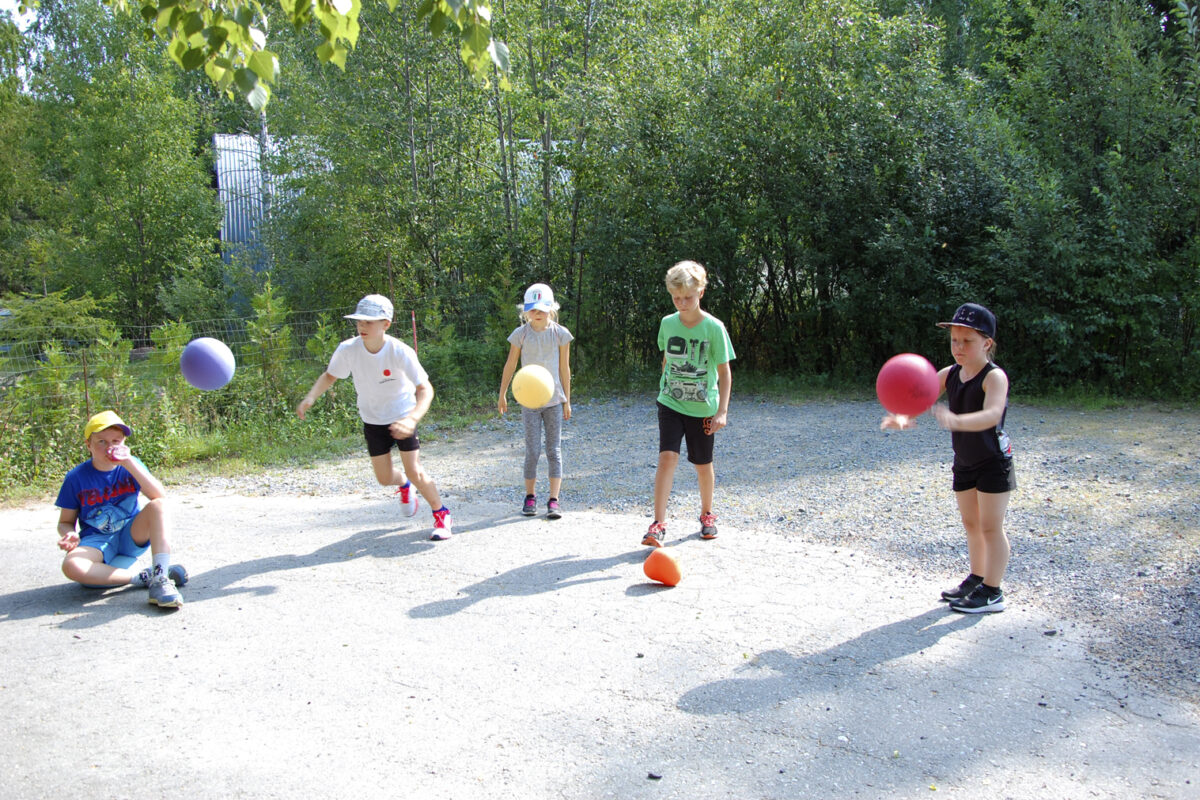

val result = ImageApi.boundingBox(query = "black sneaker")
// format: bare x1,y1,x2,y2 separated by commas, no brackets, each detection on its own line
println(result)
940,574,983,602
949,585,1006,614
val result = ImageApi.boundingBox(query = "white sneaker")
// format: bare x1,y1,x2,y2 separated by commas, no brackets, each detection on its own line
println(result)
395,483,419,517
430,508,453,540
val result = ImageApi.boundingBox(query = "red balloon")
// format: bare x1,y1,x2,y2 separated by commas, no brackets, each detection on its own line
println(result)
876,353,939,416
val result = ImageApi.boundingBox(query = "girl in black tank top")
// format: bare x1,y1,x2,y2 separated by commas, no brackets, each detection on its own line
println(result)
880,302,1014,614
945,362,1011,469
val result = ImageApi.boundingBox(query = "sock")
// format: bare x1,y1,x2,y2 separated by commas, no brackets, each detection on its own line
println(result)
967,573,983,583
980,582,1001,595
525,494,535,500
152,553,171,580
549,497,558,503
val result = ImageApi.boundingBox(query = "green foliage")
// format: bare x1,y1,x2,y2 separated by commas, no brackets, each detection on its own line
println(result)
3,0,1199,473
0,290,119,350
100,0,509,110
0,281,364,499
245,276,294,399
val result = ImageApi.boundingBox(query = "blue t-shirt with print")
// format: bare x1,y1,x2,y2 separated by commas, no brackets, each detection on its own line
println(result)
55,458,144,537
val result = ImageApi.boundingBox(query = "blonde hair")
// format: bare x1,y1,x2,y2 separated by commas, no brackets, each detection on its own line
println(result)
665,260,708,292
517,305,560,324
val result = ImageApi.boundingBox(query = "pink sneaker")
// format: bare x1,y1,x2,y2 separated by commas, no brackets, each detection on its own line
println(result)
642,521,667,548
395,482,419,517
430,508,453,540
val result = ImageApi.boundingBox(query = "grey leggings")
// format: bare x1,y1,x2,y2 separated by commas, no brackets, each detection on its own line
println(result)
523,404,563,481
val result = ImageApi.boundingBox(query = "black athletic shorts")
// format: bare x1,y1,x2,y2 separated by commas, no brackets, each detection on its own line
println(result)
657,402,714,466
363,422,420,457
953,456,1016,493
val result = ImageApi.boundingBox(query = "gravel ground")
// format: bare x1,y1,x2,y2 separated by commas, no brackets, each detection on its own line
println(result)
195,396,1200,702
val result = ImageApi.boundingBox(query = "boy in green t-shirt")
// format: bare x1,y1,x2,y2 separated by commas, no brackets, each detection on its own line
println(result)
643,260,736,547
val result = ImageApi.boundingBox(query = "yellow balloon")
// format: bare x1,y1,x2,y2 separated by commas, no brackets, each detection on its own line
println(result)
512,364,554,409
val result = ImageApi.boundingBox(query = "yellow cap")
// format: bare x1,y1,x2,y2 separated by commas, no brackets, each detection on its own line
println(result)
83,410,131,440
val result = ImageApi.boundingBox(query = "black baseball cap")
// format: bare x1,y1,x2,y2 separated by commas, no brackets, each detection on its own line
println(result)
937,303,996,339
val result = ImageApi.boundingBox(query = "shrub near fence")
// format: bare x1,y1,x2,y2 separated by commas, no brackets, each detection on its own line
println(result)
0,293,498,496
0,308,333,488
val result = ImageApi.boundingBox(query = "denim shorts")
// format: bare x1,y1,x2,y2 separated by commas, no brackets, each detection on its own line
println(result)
78,518,147,564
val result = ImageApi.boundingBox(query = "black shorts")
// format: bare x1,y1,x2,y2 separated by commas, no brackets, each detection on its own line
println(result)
953,456,1016,493
363,422,421,457
657,402,714,465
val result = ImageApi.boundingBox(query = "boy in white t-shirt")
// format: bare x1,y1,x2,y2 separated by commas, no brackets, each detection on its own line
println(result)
296,294,453,540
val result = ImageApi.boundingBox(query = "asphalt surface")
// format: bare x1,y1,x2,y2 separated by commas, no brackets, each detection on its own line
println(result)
2,487,1197,799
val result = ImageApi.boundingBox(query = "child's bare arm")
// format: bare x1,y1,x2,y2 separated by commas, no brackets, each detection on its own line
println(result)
559,343,572,420
710,361,732,431
57,508,79,552
113,453,167,500
390,381,435,439
932,368,1009,432
297,372,338,419
498,344,521,414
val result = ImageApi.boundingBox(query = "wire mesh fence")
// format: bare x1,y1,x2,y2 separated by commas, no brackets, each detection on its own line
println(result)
0,302,492,406
0,296,503,488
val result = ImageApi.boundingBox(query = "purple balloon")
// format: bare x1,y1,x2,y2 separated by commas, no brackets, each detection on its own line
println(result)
180,337,236,390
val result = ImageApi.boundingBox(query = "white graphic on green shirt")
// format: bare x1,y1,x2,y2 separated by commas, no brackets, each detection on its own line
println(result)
664,335,710,404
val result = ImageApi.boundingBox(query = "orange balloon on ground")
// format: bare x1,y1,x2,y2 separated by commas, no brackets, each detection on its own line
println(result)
643,548,681,586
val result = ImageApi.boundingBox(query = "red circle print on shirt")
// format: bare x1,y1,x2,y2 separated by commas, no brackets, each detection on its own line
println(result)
383,369,391,376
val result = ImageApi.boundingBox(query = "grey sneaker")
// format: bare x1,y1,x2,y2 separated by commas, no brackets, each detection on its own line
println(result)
148,569,184,608
522,495,537,516
134,564,189,588
699,512,718,540
546,499,562,520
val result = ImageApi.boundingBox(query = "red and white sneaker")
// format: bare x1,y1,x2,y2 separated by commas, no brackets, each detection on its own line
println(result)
642,521,667,548
430,508,453,540
395,482,419,517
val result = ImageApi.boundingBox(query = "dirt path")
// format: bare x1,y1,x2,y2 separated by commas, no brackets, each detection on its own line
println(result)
1,400,1197,798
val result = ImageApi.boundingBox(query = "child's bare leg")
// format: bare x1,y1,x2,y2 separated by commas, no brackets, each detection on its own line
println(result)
955,489,987,577
695,462,715,514
956,488,1010,584
654,451,678,522
525,478,536,495
549,477,562,498
400,449,444,509
130,498,170,554
976,491,1011,586
62,547,135,585
370,453,406,487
